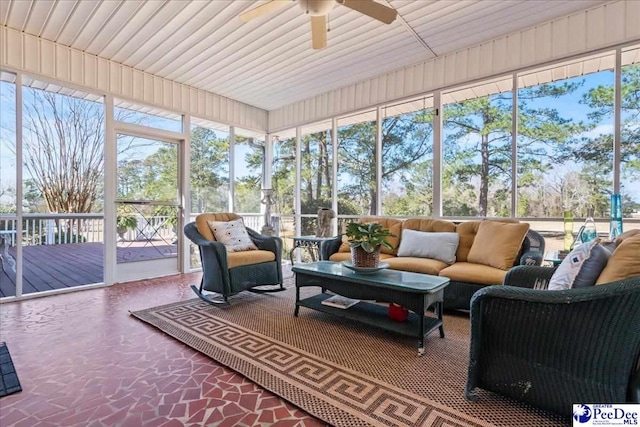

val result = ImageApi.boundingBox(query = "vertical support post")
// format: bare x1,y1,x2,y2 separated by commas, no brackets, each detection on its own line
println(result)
613,48,622,195
376,106,383,215
433,91,443,218
15,72,23,297
331,118,338,233
104,94,116,285
295,127,302,239
511,73,518,218
181,114,191,273
264,133,273,189
229,126,235,212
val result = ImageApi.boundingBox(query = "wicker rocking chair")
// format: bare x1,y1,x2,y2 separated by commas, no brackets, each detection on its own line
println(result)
184,213,284,304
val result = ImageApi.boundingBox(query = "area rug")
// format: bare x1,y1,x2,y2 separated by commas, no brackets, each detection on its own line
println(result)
131,287,567,427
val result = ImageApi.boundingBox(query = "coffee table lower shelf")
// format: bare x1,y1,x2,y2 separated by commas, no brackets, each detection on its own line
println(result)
296,293,442,355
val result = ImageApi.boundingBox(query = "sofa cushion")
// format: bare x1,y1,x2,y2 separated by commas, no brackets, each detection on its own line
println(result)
338,217,403,255
207,218,258,252
596,234,640,284
439,262,507,286
467,220,530,270
195,213,241,241
227,250,275,269
548,240,611,290
402,218,456,233
454,219,518,262
329,252,395,263
614,228,640,246
386,257,448,275
396,230,459,264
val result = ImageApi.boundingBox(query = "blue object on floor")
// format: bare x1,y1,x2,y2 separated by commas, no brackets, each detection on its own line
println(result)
0,342,22,397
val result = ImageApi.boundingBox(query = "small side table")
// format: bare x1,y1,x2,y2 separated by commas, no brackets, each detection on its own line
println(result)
289,235,337,264
543,251,565,267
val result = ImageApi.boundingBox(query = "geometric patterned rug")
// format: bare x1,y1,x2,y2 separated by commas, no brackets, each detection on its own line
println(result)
131,287,568,427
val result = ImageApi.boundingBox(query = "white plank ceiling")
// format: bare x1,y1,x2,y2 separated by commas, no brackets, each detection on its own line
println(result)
1,0,607,111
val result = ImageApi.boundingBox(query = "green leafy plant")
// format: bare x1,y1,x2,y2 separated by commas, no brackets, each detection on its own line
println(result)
116,214,137,231
345,222,395,253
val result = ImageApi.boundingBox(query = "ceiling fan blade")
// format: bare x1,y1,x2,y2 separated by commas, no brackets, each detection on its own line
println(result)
339,0,397,24
311,16,327,50
239,0,289,22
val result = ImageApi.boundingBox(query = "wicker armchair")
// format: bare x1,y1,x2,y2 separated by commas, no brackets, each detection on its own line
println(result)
465,265,640,416
184,214,284,304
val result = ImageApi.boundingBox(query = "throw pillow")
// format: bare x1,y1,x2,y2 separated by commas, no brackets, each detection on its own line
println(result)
396,230,459,264
548,240,612,290
207,218,258,252
596,233,640,285
466,221,530,270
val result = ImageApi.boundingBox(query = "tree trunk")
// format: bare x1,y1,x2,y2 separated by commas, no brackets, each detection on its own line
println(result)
322,131,331,199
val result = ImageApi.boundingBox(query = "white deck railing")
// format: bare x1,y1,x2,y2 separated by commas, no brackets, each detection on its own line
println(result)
0,213,265,246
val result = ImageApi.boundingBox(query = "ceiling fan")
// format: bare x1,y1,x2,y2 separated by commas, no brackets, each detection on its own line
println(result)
239,0,398,50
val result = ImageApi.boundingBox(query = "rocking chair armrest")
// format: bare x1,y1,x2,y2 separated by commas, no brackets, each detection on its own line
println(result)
320,235,343,260
503,265,557,288
246,228,283,258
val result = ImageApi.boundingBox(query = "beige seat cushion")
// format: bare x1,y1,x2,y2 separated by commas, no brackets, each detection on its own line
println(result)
329,252,395,263
439,262,507,286
596,234,640,284
386,257,448,275
466,220,530,270
402,218,456,233
455,219,519,262
227,250,275,269
614,228,640,246
195,213,241,241
338,217,403,255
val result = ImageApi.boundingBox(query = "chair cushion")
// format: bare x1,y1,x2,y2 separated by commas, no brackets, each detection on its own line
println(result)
453,219,514,262
596,234,640,285
227,250,275,269
614,228,640,246
386,257,448,275
402,218,456,233
467,220,530,270
548,240,611,290
396,230,459,264
438,262,507,286
195,213,241,241
207,218,258,252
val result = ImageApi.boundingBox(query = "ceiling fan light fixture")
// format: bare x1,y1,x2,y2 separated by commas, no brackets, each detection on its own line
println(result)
298,0,335,16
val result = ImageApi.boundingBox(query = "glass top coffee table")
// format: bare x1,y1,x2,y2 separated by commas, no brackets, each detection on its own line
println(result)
291,261,450,356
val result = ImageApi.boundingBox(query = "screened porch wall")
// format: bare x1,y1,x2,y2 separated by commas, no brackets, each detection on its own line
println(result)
268,0,640,132
0,26,268,134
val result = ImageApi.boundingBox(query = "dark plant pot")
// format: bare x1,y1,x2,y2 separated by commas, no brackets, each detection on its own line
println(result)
350,245,380,268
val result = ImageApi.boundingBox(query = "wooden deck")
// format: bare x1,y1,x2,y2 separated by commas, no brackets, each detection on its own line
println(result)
0,242,178,298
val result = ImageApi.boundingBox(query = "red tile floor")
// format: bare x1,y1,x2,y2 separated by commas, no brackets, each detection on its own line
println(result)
0,272,326,427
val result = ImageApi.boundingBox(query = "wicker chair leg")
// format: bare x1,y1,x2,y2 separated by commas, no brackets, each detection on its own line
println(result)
190,285,230,306
248,283,286,293
464,387,479,402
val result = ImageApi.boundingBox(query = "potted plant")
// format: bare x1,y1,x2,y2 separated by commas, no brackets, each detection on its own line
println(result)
345,222,395,267
116,210,137,241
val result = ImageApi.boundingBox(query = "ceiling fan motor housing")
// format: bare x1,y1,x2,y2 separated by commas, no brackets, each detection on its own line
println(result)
299,0,335,16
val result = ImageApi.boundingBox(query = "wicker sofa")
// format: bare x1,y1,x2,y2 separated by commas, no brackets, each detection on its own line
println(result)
320,217,545,310
465,265,640,416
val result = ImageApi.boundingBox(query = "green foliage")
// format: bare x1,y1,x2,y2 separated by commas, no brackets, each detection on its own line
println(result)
345,222,396,253
116,214,137,231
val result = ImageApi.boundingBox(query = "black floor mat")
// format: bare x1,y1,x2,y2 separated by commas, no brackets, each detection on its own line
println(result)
0,342,22,397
